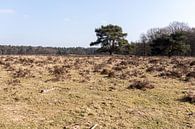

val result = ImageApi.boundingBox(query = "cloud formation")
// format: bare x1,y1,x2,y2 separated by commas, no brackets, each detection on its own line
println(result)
0,9,16,14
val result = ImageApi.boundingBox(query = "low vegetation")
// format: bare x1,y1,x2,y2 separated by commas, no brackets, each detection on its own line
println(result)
0,55,194,128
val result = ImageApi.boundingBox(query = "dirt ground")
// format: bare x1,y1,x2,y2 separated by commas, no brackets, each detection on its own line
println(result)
0,55,194,129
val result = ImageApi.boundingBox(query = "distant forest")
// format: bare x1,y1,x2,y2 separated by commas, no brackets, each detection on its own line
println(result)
0,45,98,55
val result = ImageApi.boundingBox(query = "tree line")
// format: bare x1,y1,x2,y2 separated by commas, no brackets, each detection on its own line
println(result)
91,21,195,56
0,45,98,55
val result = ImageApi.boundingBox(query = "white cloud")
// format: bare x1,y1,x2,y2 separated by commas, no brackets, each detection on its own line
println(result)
0,9,16,14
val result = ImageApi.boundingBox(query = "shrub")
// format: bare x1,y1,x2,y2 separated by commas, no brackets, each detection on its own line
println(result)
183,91,195,103
190,61,195,66
108,71,116,78
101,69,110,75
48,65,69,81
49,65,66,76
158,70,182,79
128,80,154,90
12,68,31,78
186,72,195,78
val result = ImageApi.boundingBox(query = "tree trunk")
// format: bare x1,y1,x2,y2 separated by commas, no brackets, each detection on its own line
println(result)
143,42,146,56
109,50,113,55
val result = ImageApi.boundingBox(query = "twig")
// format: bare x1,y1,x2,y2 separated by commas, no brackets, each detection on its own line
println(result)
90,124,98,129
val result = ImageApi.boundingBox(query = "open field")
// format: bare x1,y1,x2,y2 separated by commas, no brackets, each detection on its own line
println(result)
0,55,194,129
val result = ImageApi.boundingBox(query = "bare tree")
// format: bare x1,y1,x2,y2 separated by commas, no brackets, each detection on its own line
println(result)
140,34,147,56
168,21,191,34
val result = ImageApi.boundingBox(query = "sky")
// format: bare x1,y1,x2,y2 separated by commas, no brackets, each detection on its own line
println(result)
0,0,195,47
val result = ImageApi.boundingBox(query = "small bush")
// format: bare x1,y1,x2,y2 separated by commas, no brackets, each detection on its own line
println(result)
128,80,154,90
12,68,31,78
48,65,69,81
108,71,116,78
190,61,195,66
120,61,128,66
101,69,110,75
158,70,182,79
183,91,195,103
186,72,195,78
93,64,105,73
50,65,66,76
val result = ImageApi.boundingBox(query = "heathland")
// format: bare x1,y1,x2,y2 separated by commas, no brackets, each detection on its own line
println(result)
0,55,194,129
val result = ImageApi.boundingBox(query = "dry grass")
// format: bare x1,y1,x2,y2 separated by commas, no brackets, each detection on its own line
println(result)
0,55,194,129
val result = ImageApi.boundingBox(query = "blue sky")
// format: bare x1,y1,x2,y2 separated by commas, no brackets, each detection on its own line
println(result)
0,0,195,47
